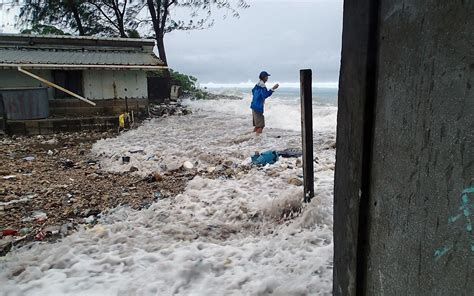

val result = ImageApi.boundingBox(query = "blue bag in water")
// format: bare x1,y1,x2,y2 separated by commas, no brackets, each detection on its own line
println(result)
251,150,279,166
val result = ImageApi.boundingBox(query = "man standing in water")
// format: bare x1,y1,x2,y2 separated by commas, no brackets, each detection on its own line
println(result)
251,71,279,134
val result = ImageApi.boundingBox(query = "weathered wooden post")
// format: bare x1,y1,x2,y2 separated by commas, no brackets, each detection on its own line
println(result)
300,69,314,202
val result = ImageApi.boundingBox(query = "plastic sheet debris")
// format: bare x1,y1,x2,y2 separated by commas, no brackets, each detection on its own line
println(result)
23,156,35,161
277,148,303,158
154,192,162,200
19,228,30,236
251,151,279,166
182,161,194,170
2,229,18,236
32,211,48,222
34,231,45,241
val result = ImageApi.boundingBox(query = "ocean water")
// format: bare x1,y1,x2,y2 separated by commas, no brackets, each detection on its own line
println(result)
206,87,338,107
0,90,337,295
200,87,338,133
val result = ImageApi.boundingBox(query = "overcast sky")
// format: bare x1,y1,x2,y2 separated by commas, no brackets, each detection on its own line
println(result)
165,0,343,85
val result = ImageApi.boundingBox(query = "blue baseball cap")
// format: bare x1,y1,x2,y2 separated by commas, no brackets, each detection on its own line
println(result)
259,71,271,78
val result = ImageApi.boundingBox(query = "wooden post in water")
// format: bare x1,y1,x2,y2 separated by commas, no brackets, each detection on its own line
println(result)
300,69,314,202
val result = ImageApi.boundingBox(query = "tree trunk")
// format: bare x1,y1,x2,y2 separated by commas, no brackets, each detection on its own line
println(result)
68,0,85,35
156,34,168,65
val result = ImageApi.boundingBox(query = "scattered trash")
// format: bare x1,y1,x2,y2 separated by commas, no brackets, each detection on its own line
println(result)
2,175,16,180
288,177,304,187
129,149,144,154
84,215,96,224
23,156,35,161
122,156,130,164
277,148,303,158
251,151,279,166
154,191,162,200
32,211,48,222
86,159,98,165
19,228,30,236
60,224,70,236
43,138,58,145
154,172,163,182
34,231,45,241
60,159,75,168
44,226,61,235
182,161,194,170
82,208,100,218
207,167,216,173
296,159,302,167
0,237,13,256
47,150,54,156
2,229,18,236
129,166,139,173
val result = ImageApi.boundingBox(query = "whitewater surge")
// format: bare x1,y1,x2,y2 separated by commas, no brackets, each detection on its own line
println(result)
0,97,337,295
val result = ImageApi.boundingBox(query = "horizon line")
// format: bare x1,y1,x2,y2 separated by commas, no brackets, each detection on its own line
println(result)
200,81,339,89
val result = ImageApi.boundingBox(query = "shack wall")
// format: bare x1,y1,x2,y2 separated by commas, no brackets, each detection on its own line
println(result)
0,69,55,99
83,70,147,100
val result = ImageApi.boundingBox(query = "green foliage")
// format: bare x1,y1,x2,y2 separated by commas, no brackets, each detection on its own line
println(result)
170,69,209,99
19,1,144,37
170,69,198,92
21,24,69,35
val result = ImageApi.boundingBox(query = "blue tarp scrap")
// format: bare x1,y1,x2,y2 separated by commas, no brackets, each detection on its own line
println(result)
251,150,279,166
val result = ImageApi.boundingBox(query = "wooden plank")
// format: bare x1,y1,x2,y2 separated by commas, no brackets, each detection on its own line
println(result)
17,67,96,106
300,69,314,203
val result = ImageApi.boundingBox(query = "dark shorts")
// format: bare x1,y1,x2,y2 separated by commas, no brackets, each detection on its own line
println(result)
252,110,265,128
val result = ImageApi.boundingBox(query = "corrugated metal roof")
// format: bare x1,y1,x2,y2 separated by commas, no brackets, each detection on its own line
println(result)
0,47,165,69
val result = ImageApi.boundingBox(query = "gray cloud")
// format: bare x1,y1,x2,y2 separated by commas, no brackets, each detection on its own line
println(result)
165,0,343,84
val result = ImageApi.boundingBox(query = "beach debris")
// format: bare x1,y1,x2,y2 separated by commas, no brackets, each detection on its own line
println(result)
251,151,279,166
277,148,303,158
288,177,304,187
0,237,13,256
148,101,191,117
43,138,58,145
122,156,130,164
86,159,98,165
34,231,46,241
296,159,302,167
207,167,216,173
182,161,194,170
19,228,30,236
23,156,35,161
47,150,54,156
32,211,48,222
153,172,163,182
60,224,70,236
60,159,75,168
84,215,96,224
129,166,139,173
129,149,144,154
154,191,162,200
44,226,61,236
0,131,190,255
2,229,18,236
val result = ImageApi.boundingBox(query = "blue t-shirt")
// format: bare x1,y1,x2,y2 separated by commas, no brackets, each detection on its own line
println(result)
250,81,274,113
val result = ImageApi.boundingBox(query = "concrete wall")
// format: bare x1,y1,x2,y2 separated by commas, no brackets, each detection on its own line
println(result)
83,70,147,100
334,0,473,295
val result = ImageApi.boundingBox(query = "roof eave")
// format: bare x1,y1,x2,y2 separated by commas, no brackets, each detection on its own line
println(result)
0,64,168,70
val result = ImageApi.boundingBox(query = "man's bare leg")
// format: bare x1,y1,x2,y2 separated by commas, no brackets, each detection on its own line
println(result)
255,127,263,134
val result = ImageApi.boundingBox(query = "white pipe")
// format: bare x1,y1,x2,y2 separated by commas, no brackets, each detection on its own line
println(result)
17,66,96,106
